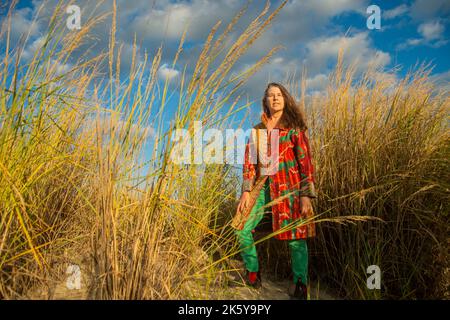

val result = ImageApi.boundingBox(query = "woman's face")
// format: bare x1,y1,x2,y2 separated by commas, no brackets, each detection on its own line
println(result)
266,86,285,115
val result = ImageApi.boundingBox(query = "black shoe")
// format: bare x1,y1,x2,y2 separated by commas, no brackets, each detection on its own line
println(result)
245,270,262,289
288,279,308,300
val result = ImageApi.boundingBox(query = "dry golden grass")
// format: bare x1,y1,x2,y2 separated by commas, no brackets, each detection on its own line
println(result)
0,0,290,299
302,52,449,299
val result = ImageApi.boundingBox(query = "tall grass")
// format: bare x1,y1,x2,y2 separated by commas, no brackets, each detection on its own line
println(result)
0,0,291,299
305,53,449,299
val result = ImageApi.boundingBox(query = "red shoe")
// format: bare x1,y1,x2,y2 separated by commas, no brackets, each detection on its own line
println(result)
245,270,262,289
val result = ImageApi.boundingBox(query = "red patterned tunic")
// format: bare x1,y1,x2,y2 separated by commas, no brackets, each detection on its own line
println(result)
242,114,317,240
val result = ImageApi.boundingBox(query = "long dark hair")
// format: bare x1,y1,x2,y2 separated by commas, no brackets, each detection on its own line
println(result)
262,82,308,131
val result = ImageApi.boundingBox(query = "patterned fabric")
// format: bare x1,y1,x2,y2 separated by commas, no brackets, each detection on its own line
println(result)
240,113,317,240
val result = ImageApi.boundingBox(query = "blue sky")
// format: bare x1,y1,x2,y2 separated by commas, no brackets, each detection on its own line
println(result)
331,1,450,74
1,0,449,176
3,2,449,84
2,1,449,105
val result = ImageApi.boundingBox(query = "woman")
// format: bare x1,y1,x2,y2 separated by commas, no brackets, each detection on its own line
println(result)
233,82,317,300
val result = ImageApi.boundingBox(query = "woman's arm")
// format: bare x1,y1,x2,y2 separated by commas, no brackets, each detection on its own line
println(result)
291,128,317,198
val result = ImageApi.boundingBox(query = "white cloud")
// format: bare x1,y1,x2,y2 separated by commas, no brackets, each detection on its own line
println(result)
303,32,391,74
272,57,284,64
52,59,72,76
306,73,329,91
126,0,240,42
18,35,72,76
230,31,392,101
305,0,368,17
157,63,179,81
418,21,445,41
384,4,409,19
243,0,369,59
430,69,450,93
372,71,399,87
407,38,423,46
21,36,46,60
397,19,447,50
7,7,41,40
0,5,43,53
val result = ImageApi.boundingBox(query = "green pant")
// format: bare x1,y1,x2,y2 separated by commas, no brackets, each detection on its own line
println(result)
235,180,309,285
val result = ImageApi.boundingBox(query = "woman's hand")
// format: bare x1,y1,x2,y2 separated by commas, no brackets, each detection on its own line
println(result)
237,191,250,213
300,196,313,217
